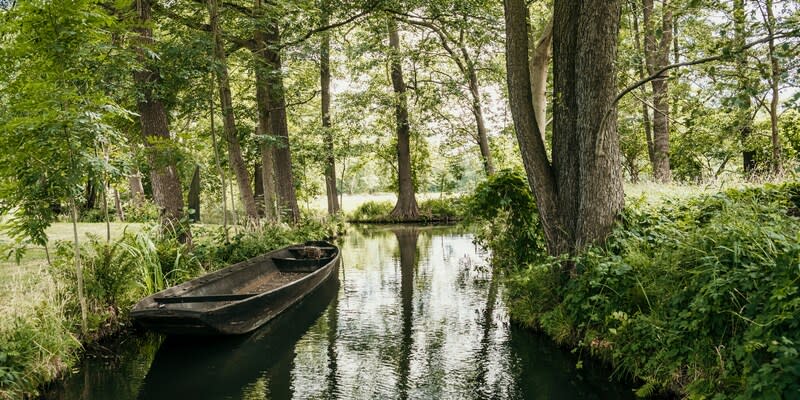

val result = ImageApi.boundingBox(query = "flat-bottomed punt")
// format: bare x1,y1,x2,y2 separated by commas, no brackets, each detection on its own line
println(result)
131,241,339,335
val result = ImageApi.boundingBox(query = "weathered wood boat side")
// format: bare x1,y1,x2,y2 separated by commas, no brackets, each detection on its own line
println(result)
130,241,340,335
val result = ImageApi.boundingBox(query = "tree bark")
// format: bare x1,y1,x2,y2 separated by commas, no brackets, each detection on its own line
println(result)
766,0,782,174
321,2,341,214
632,9,656,167
505,0,567,255
113,188,124,221
188,165,200,222
505,0,623,257
643,0,673,183
530,18,553,143
128,171,145,206
253,0,277,222
734,0,756,174
132,0,187,239
387,18,419,220
207,0,260,222
260,23,300,223
465,55,495,176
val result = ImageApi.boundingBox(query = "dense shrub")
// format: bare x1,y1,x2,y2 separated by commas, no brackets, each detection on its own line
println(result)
348,200,394,221
418,197,463,220
463,169,547,267
502,183,800,398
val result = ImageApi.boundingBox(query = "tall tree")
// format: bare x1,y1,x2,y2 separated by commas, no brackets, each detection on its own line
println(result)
763,0,783,173
207,0,260,221
253,0,278,221
734,0,756,174
504,0,624,256
262,23,301,222
395,8,498,176
321,0,341,214
643,0,673,182
133,0,188,239
387,17,420,220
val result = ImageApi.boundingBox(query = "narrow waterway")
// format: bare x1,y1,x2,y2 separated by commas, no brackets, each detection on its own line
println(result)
48,225,634,399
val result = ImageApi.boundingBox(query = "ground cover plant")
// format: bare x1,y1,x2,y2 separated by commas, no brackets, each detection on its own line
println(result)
469,180,800,398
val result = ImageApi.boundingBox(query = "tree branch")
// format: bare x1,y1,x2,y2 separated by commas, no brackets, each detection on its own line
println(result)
614,31,798,106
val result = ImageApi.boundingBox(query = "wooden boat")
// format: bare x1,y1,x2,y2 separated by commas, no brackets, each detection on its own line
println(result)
131,241,340,335
136,275,340,399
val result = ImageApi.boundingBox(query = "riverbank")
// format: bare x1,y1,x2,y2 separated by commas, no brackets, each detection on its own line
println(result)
468,174,800,398
0,218,343,399
346,197,464,223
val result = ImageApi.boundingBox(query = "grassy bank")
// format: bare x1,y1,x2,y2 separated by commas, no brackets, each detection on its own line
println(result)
0,218,343,399
466,171,800,398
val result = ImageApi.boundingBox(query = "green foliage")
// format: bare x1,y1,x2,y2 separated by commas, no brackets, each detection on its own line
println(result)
0,0,127,246
348,200,395,222
503,183,800,398
464,169,546,267
418,197,463,220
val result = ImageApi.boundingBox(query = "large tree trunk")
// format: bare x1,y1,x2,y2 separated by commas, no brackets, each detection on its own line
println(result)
766,0,782,174
259,24,300,223
320,2,341,214
387,18,419,220
207,0,260,222
505,0,623,257
132,0,187,239
643,0,672,183
733,0,756,174
252,0,277,222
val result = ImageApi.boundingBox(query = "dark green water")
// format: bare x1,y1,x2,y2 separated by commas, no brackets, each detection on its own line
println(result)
47,225,635,400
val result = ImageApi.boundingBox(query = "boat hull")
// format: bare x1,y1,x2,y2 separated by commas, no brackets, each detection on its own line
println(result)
131,242,340,335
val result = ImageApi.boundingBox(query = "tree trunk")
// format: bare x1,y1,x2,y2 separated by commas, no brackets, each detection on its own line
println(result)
253,0,277,222
465,59,495,176
643,0,673,183
766,0,782,174
188,165,201,222
84,179,97,210
530,18,553,143
387,18,419,220
209,77,229,241
734,0,756,174
632,9,656,167
260,23,300,223
207,0,260,222
253,162,264,217
132,0,187,240
128,171,145,206
321,2,341,214
113,188,124,221
505,0,623,257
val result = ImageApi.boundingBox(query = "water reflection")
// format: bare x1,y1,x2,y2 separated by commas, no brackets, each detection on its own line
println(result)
48,225,634,400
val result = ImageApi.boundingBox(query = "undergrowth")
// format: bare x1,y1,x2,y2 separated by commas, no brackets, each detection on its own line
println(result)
467,176,800,399
0,216,342,399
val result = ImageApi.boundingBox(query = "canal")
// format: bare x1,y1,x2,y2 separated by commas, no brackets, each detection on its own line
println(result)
47,225,634,399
